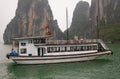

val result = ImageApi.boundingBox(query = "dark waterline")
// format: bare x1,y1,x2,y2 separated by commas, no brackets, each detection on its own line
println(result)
0,43,120,79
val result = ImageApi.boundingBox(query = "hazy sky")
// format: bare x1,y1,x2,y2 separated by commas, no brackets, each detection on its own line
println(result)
0,0,91,42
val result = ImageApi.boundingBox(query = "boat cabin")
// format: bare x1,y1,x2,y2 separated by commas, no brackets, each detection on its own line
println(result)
12,36,102,57
12,36,48,56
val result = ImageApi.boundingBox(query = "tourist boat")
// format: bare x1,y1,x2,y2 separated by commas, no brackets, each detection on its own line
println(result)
6,36,112,65
6,0,113,65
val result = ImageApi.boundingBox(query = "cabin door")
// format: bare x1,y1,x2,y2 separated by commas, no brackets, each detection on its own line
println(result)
38,48,45,56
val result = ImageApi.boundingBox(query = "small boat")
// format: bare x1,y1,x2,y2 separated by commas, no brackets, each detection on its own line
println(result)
6,36,112,65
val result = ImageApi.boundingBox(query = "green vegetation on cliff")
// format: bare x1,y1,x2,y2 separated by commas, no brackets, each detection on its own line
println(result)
100,23,120,42
93,23,120,42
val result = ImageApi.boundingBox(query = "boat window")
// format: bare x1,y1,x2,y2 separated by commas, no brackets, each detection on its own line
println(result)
67,47,70,51
21,43,26,46
87,46,91,50
60,47,64,52
47,45,97,53
50,47,54,52
47,47,53,53
75,46,80,51
77,46,81,51
33,39,40,44
58,47,60,52
81,46,83,51
28,40,32,44
65,47,67,51
70,47,74,51
21,48,27,54
33,38,46,44
47,46,69,53
93,45,97,50
41,38,46,43
89,46,92,50
47,47,50,53
82,46,85,51
74,46,78,51
53,47,57,52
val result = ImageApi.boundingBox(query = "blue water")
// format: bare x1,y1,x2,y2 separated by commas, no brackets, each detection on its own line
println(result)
0,43,120,79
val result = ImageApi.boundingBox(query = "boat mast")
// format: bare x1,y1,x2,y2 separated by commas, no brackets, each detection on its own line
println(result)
66,8,69,43
96,0,100,39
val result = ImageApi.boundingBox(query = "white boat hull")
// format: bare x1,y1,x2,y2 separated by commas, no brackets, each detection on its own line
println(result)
9,51,112,65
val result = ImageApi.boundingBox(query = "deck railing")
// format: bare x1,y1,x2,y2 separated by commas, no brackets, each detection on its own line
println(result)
46,39,101,45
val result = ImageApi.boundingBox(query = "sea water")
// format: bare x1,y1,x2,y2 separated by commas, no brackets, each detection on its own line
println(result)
0,43,120,79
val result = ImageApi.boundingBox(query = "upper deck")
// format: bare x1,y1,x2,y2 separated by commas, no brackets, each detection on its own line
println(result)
13,36,98,45
12,36,109,50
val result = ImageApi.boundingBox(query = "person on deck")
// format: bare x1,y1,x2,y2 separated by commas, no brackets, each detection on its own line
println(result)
10,48,18,56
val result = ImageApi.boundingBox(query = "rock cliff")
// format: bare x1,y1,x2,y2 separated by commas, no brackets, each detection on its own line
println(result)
65,1,89,39
3,0,64,44
90,0,120,41
90,0,120,26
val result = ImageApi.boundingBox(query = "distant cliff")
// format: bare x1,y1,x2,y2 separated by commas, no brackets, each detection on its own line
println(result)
90,0,120,41
65,0,120,41
3,0,64,44
65,1,89,39
90,0,120,26
105,0,120,23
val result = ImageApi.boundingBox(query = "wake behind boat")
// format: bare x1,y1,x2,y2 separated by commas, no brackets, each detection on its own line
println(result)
6,36,112,65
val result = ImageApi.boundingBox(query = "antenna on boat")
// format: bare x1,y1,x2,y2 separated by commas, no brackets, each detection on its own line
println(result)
66,8,69,43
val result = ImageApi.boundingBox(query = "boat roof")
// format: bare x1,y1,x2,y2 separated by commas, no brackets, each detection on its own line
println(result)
12,35,51,40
